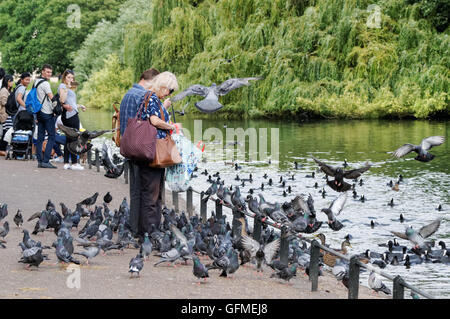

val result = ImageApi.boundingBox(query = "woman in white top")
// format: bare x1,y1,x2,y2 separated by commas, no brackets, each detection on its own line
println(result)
58,70,86,170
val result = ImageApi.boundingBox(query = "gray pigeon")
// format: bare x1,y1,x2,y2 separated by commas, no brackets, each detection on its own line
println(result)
241,236,280,272
55,237,80,265
171,77,263,113
270,263,298,283
74,245,100,265
140,232,153,260
391,217,442,249
0,203,8,221
14,209,23,228
392,136,445,162
369,270,391,295
129,253,144,277
193,255,209,282
0,221,9,240
153,244,183,267
321,192,347,231
18,243,45,268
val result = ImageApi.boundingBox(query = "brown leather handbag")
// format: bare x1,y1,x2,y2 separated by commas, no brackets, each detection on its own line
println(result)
119,92,157,161
148,104,182,168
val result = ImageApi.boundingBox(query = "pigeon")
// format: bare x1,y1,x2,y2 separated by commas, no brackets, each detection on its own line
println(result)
153,244,183,267
32,212,48,235
0,203,7,221
312,156,371,192
369,270,391,295
392,136,445,162
18,243,45,268
270,263,298,283
140,232,153,260
321,192,348,231
0,221,9,240
202,181,218,202
13,210,23,228
57,124,114,155
74,245,100,265
170,77,263,113
22,229,39,249
102,143,124,178
241,236,280,272
129,253,144,277
193,255,209,282
390,217,442,250
78,192,99,209
103,192,113,204
55,237,80,265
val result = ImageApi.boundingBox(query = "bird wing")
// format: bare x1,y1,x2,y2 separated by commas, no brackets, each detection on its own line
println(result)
57,124,81,138
392,144,417,158
169,224,188,248
419,218,442,239
27,211,42,222
215,77,262,96
88,130,114,140
421,136,445,151
291,195,310,214
343,163,371,179
263,238,281,264
390,231,409,240
312,156,337,176
330,192,348,216
171,84,210,102
241,235,260,258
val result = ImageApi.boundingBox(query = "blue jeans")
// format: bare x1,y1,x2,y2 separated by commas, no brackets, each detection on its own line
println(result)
36,111,55,163
53,134,66,157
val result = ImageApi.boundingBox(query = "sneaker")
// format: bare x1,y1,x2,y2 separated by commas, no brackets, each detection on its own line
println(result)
38,162,42,168
51,156,64,163
71,163,84,171
40,162,57,169
64,164,72,170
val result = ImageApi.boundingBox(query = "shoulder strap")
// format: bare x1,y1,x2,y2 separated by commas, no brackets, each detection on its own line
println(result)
34,79,51,104
136,91,153,119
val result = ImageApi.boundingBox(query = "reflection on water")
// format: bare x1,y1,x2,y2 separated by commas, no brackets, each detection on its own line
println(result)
84,110,450,298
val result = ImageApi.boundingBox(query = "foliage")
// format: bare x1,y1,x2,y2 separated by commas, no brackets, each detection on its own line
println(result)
0,0,126,74
77,53,133,110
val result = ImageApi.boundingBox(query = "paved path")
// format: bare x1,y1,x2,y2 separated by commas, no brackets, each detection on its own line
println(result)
0,159,385,299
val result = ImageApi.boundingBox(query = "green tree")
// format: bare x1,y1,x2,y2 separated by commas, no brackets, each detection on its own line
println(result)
0,0,126,74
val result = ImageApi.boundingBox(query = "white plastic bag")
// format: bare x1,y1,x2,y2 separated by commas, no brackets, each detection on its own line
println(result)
166,132,204,192
3,127,13,144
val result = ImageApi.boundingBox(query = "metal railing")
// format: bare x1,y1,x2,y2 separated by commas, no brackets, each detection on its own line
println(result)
87,151,435,299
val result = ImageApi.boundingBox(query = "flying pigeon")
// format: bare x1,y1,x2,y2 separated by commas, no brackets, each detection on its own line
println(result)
392,136,445,162
57,124,114,155
390,217,442,250
171,77,263,113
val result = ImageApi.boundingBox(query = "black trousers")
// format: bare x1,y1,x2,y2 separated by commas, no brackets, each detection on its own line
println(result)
130,160,165,237
61,112,80,164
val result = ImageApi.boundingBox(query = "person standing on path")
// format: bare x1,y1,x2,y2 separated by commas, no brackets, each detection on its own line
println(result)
0,75,14,141
58,69,86,170
15,72,31,114
136,71,178,237
35,64,57,169
119,68,160,238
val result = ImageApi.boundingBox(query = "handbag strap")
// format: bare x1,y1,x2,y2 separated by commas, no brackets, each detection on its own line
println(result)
158,100,172,134
136,91,153,119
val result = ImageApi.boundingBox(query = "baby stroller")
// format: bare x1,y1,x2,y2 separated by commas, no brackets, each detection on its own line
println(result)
5,110,35,160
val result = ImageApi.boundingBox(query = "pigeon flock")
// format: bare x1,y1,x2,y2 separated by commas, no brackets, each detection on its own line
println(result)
0,134,447,297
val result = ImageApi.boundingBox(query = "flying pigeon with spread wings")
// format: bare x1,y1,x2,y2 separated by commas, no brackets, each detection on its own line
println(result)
57,124,114,155
171,77,263,113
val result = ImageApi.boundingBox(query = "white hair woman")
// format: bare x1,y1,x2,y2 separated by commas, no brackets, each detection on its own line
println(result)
136,71,179,237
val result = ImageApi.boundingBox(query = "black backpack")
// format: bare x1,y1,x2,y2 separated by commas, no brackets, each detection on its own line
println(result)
5,85,20,116
51,92,63,116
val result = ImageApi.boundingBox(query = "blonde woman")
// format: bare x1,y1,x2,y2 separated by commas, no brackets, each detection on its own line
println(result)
58,69,86,170
136,71,178,238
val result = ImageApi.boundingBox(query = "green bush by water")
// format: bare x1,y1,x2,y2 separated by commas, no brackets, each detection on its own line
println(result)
79,0,449,119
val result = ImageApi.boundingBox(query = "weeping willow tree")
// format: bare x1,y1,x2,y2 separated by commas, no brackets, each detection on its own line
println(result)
110,0,449,118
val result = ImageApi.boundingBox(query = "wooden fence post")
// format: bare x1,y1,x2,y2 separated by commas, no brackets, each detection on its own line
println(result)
348,255,360,299
200,192,207,222
393,275,405,299
309,240,321,292
95,149,100,172
252,215,262,242
186,187,193,217
215,199,223,220
279,225,290,267
123,160,129,184
172,191,179,213
87,149,92,169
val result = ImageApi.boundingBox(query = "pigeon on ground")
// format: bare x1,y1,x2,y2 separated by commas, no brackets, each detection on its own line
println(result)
312,156,371,192
78,192,99,209
170,77,263,113
369,270,391,295
103,192,112,204
193,255,209,282
129,253,144,277
74,245,100,265
0,203,7,221
270,263,298,283
18,243,45,268
55,237,80,265
0,221,9,240
140,233,153,260
321,192,348,231
392,136,445,162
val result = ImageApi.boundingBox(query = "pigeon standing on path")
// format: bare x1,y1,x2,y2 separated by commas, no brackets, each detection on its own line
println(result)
193,255,209,283
129,253,144,277
0,203,8,221
170,77,263,113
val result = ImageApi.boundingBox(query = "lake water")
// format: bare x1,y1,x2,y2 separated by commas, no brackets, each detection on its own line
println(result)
81,109,450,298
